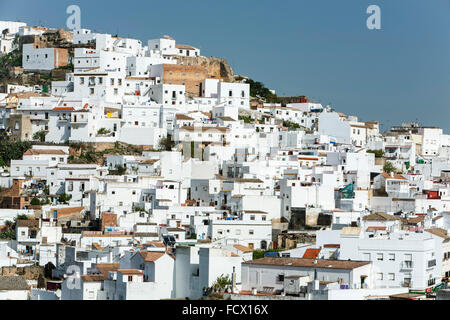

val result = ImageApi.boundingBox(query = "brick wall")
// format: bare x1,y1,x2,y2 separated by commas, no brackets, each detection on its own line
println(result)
54,48,69,68
163,64,208,96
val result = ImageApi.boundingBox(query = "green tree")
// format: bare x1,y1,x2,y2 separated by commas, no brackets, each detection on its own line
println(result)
30,197,41,206
283,121,301,130
33,130,47,142
244,78,280,103
158,135,175,151
97,128,111,136
0,49,22,78
58,193,72,204
0,133,32,166
367,149,385,158
114,165,126,175
238,115,254,124
383,161,397,174
212,274,232,291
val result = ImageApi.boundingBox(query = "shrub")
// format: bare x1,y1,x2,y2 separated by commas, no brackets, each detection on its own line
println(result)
30,197,41,206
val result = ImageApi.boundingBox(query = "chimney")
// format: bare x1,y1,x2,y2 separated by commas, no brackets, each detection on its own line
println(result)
313,280,320,290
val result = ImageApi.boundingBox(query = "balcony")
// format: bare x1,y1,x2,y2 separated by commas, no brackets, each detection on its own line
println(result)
401,261,414,269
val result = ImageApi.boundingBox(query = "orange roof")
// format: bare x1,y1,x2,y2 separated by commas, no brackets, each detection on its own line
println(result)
302,249,321,259
101,213,117,228
53,206,85,219
175,44,196,50
92,243,105,250
117,269,143,275
143,241,166,248
381,172,407,180
366,226,387,231
139,251,165,262
176,114,194,121
95,263,119,274
24,149,67,155
233,244,253,253
53,107,75,111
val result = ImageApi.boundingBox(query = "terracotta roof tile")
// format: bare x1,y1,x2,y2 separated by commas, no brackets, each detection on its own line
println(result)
233,244,253,253
302,249,321,259
139,251,165,262
243,258,370,269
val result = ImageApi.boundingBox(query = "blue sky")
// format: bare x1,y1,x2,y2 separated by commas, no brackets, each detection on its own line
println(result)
2,0,450,132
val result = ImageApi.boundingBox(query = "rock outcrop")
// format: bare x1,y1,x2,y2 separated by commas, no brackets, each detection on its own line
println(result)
173,56,235,82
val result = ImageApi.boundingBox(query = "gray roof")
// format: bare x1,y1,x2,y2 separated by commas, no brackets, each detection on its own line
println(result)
0,276,30,291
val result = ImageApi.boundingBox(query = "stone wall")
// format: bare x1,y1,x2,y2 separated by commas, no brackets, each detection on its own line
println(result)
0,266,44,280
173,56,235,83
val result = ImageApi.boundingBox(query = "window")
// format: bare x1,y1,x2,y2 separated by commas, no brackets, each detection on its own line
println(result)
250,215,255,221
111,79,115,86
80,77,85,85
277,274,285,282
128,276,133,282
388,273,395,281
377,253,383,261
249,230,254,235
377,273,383,280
